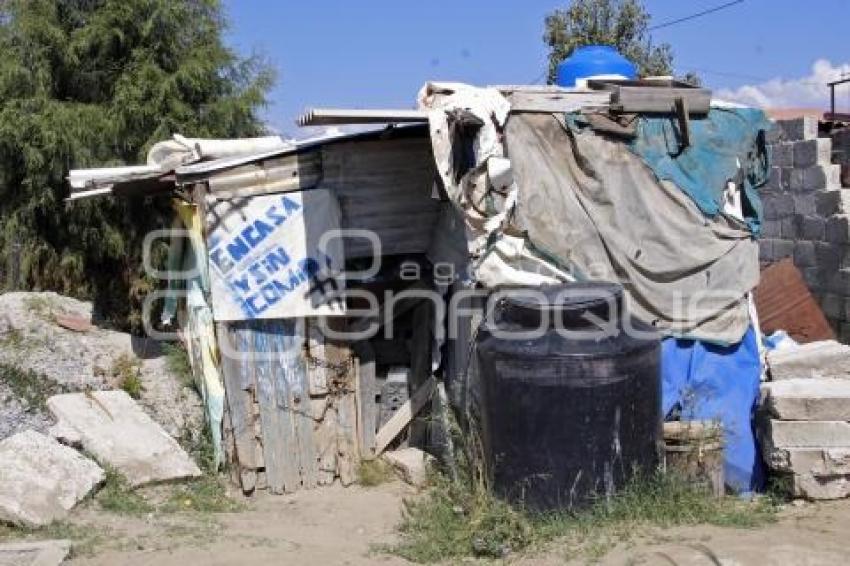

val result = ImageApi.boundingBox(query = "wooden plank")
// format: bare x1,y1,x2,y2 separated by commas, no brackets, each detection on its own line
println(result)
408,301,432,448
336,387,359,486
276,319,318,489
311,397,337,485
375,377,436,456
252,321,298,493
611,86,710,115
505,91,610,113
353,342,378,459
218,323,259,492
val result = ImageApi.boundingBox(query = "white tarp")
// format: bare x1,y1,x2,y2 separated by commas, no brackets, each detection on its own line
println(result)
206,189,346,320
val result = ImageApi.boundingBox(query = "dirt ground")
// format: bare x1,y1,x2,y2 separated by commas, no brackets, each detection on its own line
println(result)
38,479,848,566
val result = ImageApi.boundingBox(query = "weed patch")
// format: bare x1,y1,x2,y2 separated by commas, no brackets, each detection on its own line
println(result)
388,472,778,563
358,459,395,487
163,342,193,388
0,362,65,410
96,468,153,515
110,353,143,399
162,475,243,514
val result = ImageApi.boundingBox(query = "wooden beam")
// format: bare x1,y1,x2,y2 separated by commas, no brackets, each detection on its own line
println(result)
374,377,435,456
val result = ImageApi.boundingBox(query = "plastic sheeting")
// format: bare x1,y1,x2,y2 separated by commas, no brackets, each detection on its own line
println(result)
661,326,764,494
162,200,226,468
505,113,758,344
627,108,772,234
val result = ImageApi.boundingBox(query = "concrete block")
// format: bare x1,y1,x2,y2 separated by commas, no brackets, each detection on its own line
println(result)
762,378,850,420
0,430,104,527
826,214,850,244
816,242,841,272
781,167,793,190
802,267,822,291
825,268,850,294
759,239,773,262
789,473,850,500
768,340,850,380
817,190,842,215
780,216,798,239
794,240,816,267
763,193,794,220
773,239,795,259
799,215,826,240
807,164,841,189
778,116,818,141
820,293,844,319
789,168,807,192
792,193,816,215
793,138,833,168
762,419,850,448
769,142,794,167
764,166,783,193
763,446,850,476
761,219,781,238
47,390,202,487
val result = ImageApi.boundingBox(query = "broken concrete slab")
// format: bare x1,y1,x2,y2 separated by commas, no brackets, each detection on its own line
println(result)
762,378,850,421
767,340,850,380
0,539,71,566
0,430,104,528
382,447,435,487
763,446,850,476
47,390,201,487
787,472,850,500
761,419,850,449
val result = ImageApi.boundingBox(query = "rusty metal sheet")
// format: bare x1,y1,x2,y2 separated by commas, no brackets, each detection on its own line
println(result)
755,259,835,343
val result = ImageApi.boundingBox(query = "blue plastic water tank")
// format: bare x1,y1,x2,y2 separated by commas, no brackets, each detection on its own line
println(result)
555,45,637,87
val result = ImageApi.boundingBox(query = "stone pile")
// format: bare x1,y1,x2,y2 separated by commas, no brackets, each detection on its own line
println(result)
760,117,850,343
760,340,850,499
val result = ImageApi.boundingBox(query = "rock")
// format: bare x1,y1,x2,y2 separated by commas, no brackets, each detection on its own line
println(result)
788,472,850,500
761,419,850,449
0,430,104,527
382,447,435,487
768,340,850,380
762,378,850,420
47,422,82,448
47,390,201,487
0,539,71,566
0,291,204,441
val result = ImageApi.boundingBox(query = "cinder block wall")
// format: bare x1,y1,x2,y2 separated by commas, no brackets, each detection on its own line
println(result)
760,116,850,343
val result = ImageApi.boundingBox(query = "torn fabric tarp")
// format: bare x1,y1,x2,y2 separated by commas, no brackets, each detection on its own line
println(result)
505,112,759,344
625,108,772,234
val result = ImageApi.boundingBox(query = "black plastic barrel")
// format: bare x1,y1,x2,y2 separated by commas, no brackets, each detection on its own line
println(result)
475,282,661,511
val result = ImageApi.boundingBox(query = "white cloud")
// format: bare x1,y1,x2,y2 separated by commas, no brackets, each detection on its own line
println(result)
715,59,850,108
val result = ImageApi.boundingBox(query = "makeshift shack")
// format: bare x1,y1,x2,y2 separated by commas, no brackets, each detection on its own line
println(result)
69,77,774,496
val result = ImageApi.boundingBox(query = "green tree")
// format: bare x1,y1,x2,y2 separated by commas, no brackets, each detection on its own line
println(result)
0,0,273,331
543,0,675,84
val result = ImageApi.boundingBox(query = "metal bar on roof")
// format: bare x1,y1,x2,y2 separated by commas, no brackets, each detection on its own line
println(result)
296,108,429,127
65,187,114,201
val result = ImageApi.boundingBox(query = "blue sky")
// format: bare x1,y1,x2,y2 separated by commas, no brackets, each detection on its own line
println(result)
224,0,850,137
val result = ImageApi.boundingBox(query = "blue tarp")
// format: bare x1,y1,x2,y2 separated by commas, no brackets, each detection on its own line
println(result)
629,107,772,235
661,326,764,495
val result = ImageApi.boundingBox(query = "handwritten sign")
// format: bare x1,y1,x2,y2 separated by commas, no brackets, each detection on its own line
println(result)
206,189,346,321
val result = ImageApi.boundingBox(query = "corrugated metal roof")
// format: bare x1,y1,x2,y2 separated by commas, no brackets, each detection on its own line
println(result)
176,124,426,179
